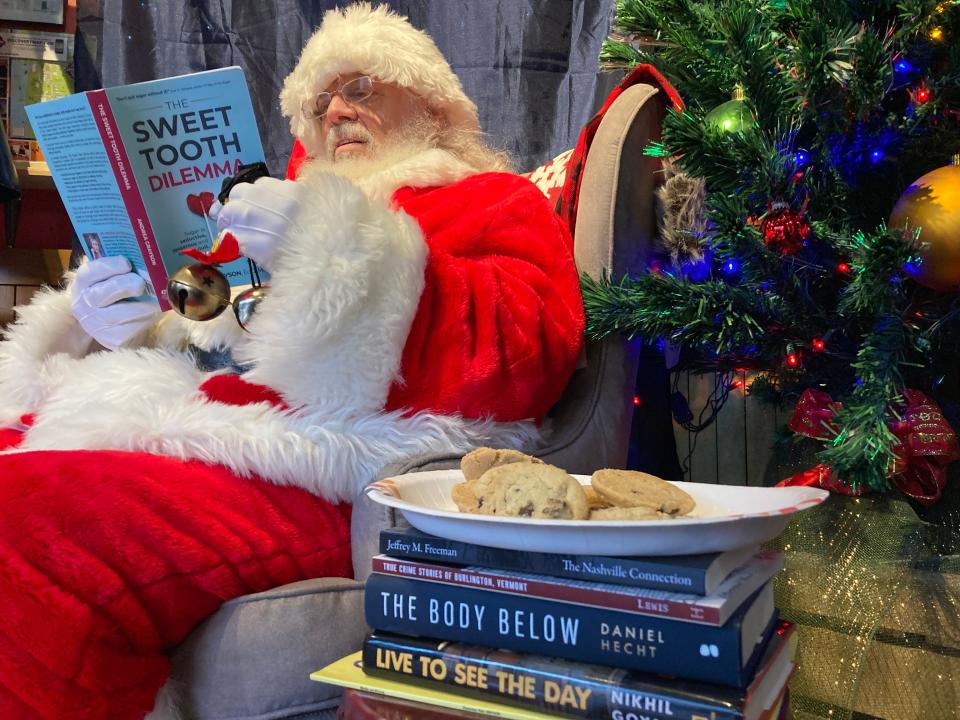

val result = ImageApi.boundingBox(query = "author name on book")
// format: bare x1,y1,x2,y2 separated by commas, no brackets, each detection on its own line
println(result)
386,538,458,559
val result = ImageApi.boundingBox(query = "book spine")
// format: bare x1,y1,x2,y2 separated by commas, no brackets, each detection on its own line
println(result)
379,531,708,594
86,89,170,310
362,634,742,720
371,556,721,625
364,573,751,688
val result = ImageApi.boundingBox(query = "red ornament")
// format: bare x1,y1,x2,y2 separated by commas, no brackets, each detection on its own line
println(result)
778,388,960,505
760,203,812,254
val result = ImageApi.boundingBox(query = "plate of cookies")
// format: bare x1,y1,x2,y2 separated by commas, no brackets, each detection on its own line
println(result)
365,448,828,555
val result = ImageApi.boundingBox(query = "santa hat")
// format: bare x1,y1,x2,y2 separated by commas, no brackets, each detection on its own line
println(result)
280,3,479,154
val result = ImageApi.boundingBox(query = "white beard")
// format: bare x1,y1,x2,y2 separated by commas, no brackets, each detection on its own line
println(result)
300,135,438,184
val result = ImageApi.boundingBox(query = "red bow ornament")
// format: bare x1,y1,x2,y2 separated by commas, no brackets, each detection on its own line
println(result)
777,388,960,505
179,231,242,265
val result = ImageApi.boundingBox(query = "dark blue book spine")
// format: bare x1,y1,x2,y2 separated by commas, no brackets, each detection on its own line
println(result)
364,573,767,688
379,529,709,594
362,633,744,720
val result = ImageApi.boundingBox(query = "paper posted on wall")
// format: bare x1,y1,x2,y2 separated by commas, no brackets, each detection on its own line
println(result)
25,66,267,311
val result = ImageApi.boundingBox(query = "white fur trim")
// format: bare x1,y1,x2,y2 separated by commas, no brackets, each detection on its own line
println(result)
10,347,538,503
0,278,94,425
234,171,427,413
280,3,479,152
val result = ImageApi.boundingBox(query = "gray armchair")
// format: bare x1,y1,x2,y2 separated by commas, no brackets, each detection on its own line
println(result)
160,81,669,720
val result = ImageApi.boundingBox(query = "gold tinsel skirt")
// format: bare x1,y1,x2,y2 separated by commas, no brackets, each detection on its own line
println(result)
770,492,960,719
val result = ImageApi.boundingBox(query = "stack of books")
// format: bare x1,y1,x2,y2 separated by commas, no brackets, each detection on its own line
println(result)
314,526,798,720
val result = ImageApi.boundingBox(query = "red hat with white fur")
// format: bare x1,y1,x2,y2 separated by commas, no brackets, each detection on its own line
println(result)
279,3,480,157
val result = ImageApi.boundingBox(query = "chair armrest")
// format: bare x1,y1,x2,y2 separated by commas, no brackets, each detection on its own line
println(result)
351,452,464,580
169,576,366,717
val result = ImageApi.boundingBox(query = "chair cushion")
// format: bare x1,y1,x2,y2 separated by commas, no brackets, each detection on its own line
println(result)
167,577,366,719
522,148,574,209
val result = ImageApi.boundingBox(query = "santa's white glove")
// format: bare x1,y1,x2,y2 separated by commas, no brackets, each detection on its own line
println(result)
214,177,312,272
70,256,161,350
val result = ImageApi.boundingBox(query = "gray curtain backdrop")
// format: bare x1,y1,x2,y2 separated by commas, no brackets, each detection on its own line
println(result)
75,0,621,175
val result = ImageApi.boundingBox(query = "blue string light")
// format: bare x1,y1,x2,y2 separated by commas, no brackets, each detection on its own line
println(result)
894,58,913,74
870,149,884,163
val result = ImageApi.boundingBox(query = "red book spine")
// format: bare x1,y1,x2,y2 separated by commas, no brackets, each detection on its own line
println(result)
86,89,171,311
371,556,721,625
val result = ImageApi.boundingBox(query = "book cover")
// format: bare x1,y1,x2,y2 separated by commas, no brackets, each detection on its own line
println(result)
371,551,784,626
25,66,266,310
379,527,756,595
312,652,559,720
364,573,778,688
362,621,797,720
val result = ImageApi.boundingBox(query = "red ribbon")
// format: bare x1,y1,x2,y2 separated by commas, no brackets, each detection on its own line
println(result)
777,388,960,505
179,231,241,265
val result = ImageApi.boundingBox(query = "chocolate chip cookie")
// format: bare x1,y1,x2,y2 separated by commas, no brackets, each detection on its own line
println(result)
591,469,695,516
460,447,543,482
589,506,675,521
470,462,590,520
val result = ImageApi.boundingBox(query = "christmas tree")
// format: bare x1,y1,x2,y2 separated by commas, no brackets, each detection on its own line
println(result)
585,0,960,498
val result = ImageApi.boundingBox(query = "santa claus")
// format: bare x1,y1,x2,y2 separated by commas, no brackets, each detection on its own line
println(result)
0,3,583,718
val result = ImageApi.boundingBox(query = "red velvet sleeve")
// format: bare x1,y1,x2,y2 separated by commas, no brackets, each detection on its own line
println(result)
385,172,585,421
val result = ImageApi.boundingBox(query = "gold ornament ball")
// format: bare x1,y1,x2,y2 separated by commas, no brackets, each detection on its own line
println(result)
889,161,960,291
166,263,232,321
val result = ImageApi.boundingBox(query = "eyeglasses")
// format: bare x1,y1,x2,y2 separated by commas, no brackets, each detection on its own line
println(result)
301,76,374,120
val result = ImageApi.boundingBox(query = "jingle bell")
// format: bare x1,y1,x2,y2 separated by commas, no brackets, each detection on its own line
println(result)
233,285,269,330
166,263,232,321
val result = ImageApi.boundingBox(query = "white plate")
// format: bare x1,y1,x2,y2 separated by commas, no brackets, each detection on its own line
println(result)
365,470,828,556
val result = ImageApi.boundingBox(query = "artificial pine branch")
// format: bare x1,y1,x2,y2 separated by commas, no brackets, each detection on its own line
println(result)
815,315,909,491
581,272,782,355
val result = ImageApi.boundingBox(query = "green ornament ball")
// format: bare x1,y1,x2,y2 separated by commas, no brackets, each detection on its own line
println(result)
705,92,755,134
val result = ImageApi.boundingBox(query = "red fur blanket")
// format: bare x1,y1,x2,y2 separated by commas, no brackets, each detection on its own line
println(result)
0,438,352,719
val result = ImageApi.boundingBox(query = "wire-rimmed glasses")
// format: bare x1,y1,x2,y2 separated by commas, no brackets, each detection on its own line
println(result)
301,76,374,121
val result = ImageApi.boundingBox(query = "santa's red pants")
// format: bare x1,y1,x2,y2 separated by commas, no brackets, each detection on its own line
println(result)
0,448,352,719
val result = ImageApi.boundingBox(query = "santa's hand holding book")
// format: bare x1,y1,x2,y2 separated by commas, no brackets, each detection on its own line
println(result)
68,175,303,348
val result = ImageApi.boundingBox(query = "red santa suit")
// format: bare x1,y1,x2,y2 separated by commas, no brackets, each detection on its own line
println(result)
0,6,583,717
0,137,583,720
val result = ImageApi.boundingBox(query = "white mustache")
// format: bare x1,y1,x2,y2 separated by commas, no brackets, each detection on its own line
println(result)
327,122,374,155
